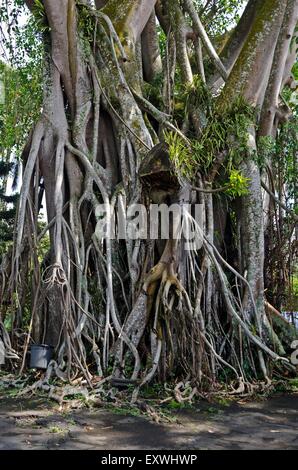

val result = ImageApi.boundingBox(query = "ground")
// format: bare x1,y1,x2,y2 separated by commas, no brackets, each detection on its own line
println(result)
0,393,297,450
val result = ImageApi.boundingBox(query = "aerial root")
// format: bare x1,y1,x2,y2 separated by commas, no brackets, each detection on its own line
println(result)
0,322,20,361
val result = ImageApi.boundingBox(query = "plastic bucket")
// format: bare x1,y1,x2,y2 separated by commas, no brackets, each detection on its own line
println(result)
30,344,53,369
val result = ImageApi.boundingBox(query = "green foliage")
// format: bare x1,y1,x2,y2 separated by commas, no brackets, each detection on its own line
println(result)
214,396,231,406
157,25,167,60
77,3,96,42
0,4,43,159
164,95,253,195
256,135,275,168
142,72,164,111
271,314,297,351
164,130,250,197
37,227,50,264
225,169,249,197
287,269,298,312
288,378,298,390
0,160,18,257
164,130,194,180
48,425,68,435
292,61,298,81
205,406,223,415
270,119,298,211
182,74,212,116
140,383,165,399
291,274,298,306
196,0,247,36
105,404,142,417
192,96,255,172
191,96,253,193
171,74,211,129
191,139,213,169
0,3,43,256
32,0,50,33
165,399,192,410
281,55,298,110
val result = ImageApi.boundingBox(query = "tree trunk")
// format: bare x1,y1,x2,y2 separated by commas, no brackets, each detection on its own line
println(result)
1,0,295,389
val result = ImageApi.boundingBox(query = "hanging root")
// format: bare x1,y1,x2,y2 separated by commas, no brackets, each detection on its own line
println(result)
0,322,20,361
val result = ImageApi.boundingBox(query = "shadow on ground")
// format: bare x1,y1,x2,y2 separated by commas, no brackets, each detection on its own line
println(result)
0,393,297,450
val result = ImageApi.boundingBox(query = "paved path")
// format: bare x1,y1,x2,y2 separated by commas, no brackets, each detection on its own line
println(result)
0,394,297,450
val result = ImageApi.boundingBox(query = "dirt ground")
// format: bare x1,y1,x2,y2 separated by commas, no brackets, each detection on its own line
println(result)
0,393,297,450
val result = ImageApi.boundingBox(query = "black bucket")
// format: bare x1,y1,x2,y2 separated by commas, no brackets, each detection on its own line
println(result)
30,344,53,370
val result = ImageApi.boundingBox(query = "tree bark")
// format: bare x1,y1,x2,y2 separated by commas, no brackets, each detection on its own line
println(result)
259,0,298,137
2,0,293,387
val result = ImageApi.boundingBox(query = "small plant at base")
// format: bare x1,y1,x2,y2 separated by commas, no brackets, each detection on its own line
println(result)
288,378,298,390
49,425,67,434
165,399,193,410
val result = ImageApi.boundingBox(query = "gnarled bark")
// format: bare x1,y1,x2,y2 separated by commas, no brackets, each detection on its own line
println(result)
1,0,294,391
